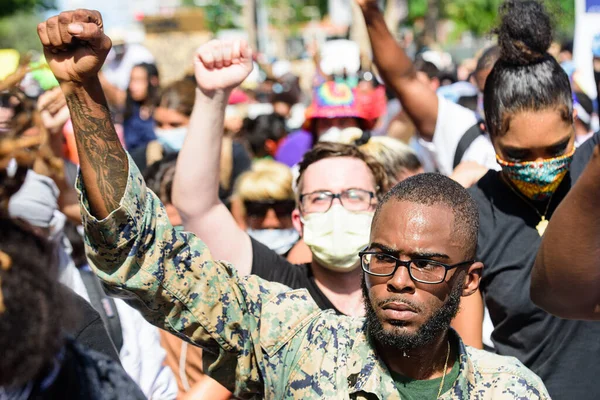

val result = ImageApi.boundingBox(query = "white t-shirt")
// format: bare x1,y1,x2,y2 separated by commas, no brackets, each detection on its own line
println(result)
429,94,499,176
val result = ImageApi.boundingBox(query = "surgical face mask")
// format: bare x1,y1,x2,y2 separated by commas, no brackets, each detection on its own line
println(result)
497,148,575,201
301,204,373,272
247,228,300,256
155,126,188,153
318,127,343,143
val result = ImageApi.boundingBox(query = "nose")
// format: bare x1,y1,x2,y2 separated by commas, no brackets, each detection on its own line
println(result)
261,208,282,229
386,262,416,293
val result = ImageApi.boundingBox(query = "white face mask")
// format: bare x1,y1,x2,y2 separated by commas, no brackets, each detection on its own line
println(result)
155,126,188,153
247,228,300,256
301,204,373,272
318,127,343,143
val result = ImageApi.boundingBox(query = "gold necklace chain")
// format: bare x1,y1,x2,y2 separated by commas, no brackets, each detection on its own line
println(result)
500,173,554,236
436,341,451,398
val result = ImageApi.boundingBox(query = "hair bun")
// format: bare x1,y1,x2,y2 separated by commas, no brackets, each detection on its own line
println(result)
496,0,553,66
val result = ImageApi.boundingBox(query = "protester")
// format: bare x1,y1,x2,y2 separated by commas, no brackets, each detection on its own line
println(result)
241,112,288,159
8,154,178,400
447,2,600,399
129,78,251,206
171,41,392,318
101,62,160,153
531,132,600,319
358,0,499,176
573,91,595,147
37,12,554,398
232,159,300,256
0,121,145,400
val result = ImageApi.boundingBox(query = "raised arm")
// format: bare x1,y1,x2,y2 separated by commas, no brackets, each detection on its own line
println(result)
531,142,600,320
357,0,439,139
37,12,272,394
172,40,254,276
38,9,127,220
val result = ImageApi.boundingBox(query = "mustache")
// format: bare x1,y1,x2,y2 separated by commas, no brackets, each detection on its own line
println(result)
376,297,422,313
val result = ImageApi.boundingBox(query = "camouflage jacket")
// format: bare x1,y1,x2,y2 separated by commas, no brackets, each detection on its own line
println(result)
79,157,550,400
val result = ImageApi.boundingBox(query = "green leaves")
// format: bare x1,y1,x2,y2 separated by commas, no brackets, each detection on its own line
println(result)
1,0,54,18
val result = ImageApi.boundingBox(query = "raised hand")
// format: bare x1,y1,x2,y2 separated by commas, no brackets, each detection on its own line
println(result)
194,39,253,95
37,9,112,84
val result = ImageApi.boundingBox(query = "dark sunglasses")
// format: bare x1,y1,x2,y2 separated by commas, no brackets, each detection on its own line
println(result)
244,200,296,218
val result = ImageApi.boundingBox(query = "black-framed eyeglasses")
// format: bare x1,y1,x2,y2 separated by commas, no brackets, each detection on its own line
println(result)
359,251,474,284
299,189,376,214
244,199,296,218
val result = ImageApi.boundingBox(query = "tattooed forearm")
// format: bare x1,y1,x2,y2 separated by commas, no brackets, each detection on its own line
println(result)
64,80,128,218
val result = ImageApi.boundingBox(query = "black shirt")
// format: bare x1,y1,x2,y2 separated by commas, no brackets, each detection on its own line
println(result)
469,139,600,400
250,238,343,314
62,285,120,362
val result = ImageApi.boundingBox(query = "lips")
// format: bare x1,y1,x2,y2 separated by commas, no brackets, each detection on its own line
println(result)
381,302,418,321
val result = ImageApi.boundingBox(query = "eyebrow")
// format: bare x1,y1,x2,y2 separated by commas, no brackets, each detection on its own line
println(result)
503,135,571,154
369,242,450,260
546,136,571,150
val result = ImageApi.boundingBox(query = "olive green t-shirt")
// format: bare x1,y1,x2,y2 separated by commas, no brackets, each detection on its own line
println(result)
390,356,460,399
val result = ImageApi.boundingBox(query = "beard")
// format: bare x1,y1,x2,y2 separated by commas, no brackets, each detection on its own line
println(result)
363,274,463,352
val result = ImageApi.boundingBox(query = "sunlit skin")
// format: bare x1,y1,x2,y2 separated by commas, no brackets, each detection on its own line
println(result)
291,156,379,316
492,109,575,163
128,66,149,102
291,156,378,236
314,117,361,137
154,107,190,130
365,201,482,376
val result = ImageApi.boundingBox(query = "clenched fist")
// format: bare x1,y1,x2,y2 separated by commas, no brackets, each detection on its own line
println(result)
194,39,254,95
37,9,112,84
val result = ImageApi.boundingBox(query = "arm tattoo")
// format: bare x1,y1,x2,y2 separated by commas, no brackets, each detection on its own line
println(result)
66,92,128,214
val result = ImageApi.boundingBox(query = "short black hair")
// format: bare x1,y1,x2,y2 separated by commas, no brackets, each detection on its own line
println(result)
476,45,501,73
242,113,288,158
483,0,572,138
373,173,479,259
414,59,440,80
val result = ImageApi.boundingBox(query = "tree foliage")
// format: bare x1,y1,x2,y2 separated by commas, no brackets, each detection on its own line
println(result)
0,12,44,53
408,0,575,39
1,0,54,18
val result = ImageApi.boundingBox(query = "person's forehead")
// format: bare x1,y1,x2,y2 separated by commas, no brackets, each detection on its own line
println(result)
498,109,572,148
371,200,463,256
154,107,188,123
301,157,375,193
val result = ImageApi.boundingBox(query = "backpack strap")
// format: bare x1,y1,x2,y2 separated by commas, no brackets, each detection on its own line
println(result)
79,268,124,353
453,122,485,169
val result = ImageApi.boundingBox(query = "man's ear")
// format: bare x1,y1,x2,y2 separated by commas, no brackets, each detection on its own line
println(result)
291,208,303,237
462,261,483,296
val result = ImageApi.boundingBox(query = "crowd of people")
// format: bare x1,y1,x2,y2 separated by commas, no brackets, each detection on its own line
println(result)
1,0,600,399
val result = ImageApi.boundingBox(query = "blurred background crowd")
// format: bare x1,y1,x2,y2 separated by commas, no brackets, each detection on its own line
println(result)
1,0,600,399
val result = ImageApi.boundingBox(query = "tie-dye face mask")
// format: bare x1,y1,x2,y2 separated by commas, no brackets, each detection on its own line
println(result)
497,148,575,201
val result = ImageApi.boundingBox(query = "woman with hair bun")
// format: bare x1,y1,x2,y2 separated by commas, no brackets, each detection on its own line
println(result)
453,1,600,399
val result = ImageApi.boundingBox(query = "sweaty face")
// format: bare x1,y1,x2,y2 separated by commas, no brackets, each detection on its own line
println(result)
364,201,468,351
493,109,574,163
129,67,149,102
154,107,190,130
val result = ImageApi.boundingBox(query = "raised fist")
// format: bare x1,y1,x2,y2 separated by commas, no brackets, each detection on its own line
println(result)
194,39,253,94
37,9,112,84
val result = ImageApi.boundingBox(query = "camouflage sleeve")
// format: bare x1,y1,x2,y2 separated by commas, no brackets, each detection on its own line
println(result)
77,154,263,356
